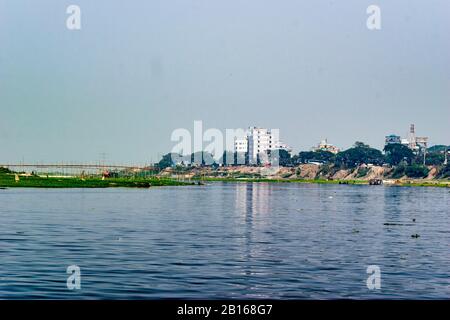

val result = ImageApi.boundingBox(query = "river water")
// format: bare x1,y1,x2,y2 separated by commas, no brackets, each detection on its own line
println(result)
0,182,449,299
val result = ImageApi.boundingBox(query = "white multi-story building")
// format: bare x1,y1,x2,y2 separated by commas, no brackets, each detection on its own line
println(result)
247,127,270,164
232,126,291,165
234,138,248,154
248,127,292,164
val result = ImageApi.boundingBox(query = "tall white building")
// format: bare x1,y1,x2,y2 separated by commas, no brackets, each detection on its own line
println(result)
247,127,271,164
248,127,290,164
234,138,248,154
232,126,291,165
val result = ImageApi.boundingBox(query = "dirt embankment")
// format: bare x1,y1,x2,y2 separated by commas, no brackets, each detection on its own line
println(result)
330,165,391,180
425,167,439,180
159,164,443,181
290,164,391,180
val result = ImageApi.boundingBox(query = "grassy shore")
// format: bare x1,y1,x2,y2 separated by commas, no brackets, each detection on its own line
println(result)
198,177,367,185
392,180,450,188
1,173,448,189
0,173,191,188
196,176,450,187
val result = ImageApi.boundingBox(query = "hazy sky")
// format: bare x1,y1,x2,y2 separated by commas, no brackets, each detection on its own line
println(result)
0,0,449,164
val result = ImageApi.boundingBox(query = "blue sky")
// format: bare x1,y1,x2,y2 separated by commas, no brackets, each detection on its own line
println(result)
0,0,449,164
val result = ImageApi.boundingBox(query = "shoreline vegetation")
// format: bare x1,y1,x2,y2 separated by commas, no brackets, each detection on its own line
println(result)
198,177,449,188
1,170,448,189
0,173,192,189
154,142,450,188
157,162,450,188
1,142,448,189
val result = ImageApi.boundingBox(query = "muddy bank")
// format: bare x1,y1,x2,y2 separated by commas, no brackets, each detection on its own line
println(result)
158,164,449,187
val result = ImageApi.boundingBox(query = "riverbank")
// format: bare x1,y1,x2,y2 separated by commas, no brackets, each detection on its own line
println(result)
0,173,191,188
159,164,450,188
1,171,448,189
198,177,450,187
201,177,366,185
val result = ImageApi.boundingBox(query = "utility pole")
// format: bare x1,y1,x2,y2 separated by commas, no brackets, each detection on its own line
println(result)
99,152,107,177
445,147,448,165
423,148,426,166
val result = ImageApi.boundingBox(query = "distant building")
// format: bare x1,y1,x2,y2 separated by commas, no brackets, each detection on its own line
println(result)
234,138,248,154
312,139,340,154
385,134,401,145
247,127,271,164
385,124,428,152
272,142,293,153
407,124,428,151
233,127,291,165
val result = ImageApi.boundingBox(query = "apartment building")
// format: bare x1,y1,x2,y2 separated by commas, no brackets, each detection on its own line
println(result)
232,127,292,165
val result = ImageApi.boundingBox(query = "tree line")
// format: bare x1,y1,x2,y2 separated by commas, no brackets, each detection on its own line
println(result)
157,142,450,178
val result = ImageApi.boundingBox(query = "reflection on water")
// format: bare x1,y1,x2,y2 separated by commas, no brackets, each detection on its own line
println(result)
235,183,273,295
235,182,271,216
0,183,449,299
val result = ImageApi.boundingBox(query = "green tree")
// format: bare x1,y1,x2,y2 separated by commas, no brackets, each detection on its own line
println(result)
157,153,175,169
265,149,292,166
384,143,414,165
391,165,406,178
405,165,429,178
297,151,315,164
439,164,450,178
425,152,445,166
427,145,449,153
297,150,335,164
335,143,384,168
277,149,292,166
0,167,12,174
190,152,216,166
354,141,370,148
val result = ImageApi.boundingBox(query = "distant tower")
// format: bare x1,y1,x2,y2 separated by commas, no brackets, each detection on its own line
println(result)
407,124,429,153
408,124,416,150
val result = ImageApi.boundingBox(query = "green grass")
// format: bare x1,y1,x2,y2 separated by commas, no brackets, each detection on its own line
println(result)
197,177,450,187
0,173,191,188
198,177,367,185
2,173,447,189
396,180,450,188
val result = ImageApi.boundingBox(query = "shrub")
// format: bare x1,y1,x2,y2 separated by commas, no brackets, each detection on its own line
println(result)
281,172,293,179
404,165,430,178
439,164,450,178
425,153,445,166
356,167,370,178
391,165,406,179
0,167,12,174
317,164,332,177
